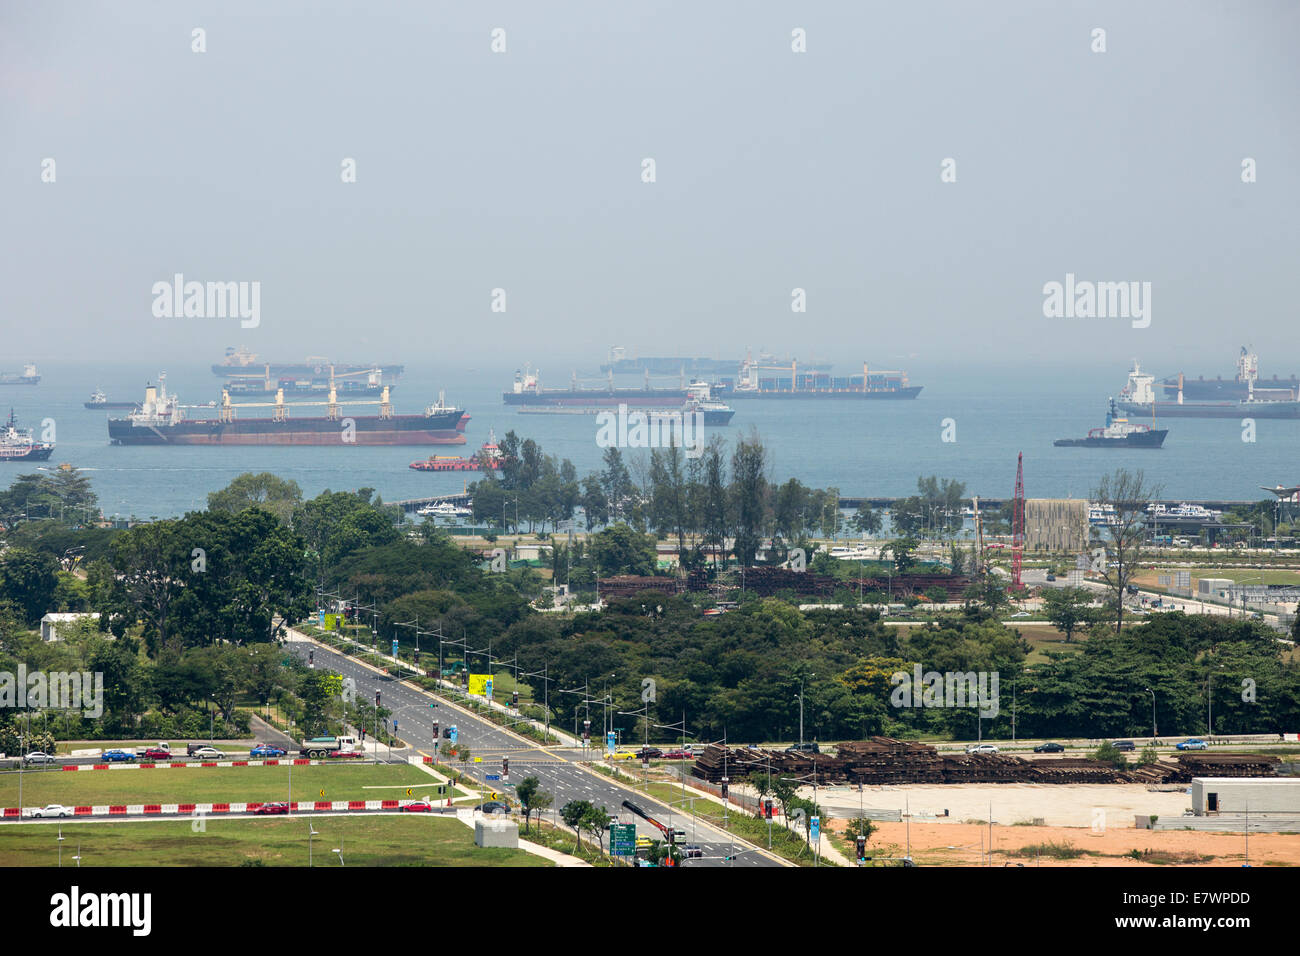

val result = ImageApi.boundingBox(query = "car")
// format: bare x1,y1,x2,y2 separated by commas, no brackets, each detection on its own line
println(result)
1176,738,1209,751
1112,740,1136,752
142,748,173,760
441,726,456,739
965,744,999,755
23,751,56,765
607,751,639,761
475,801,510,814
1045,573,1057,581
33,804,72,818
401,799,434,813
190,747,225,760
252,802,290,815
635,835,654,850
636,747,663,760
1009,611,1031,618
250,745,287,758
101,749,135,762
661,749,693,760
1033,742,1065,754
785,742,821,754
327,750,366,759
682,845,704,859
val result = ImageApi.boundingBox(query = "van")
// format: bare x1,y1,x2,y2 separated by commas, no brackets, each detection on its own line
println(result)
1112,740,1136,752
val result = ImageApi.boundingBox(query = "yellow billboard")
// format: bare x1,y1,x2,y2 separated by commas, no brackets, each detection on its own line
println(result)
467,673,494,697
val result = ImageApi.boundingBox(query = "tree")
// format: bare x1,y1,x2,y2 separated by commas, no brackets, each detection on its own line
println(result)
581,804,612,854
851,504,883,537
730,432,767,567
516,775,553,833
770,776,799,823
883,538,918,574
560,799,593,849
207,472,303,525
1041,586,1096,643
589,523,656,577
1092,469,1163,635
845,815,877,851
0,547,60,625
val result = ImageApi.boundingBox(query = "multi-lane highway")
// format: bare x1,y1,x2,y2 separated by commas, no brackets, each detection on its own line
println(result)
286,631,784,867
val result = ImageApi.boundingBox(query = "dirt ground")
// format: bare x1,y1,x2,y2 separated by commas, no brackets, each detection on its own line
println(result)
816,784,1300,867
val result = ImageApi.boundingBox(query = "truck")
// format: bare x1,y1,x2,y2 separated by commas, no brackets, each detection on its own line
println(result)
299,735,359,758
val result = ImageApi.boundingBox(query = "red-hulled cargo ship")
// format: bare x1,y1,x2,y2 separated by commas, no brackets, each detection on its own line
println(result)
410,431,502,471
108,376,466,446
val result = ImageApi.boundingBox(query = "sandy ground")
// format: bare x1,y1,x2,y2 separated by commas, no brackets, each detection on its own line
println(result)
817,784,1300,866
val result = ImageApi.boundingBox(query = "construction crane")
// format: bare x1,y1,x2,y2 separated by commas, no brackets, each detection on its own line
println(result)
1011,452,1025,589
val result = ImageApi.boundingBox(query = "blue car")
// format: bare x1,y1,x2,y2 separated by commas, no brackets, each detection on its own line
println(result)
250,744,287,758
101,749,135,762
1176,738,1209,751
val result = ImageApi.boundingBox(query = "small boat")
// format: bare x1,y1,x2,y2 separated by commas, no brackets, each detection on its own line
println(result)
1054,399,1167,448
84,389,141,410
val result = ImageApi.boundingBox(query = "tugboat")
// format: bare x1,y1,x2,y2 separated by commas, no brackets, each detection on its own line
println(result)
0,410,54,461
84,389,141,410
1054,399,1168,448
409,430,504,472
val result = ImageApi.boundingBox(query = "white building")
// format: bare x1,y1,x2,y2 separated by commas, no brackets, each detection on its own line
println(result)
1190,777,1300,816
39,612,101,642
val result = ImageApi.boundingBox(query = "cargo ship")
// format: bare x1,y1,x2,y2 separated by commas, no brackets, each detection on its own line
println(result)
504,358,921,405
84,389,141,410
108,375,465,446
0,363,40,386
1116,361,1300,419
1,410,54,461
1054,399,1168,448
1159,347,1299,401
410,431,503,471
213,347,404,382
222,367,392,400
599,346,832,376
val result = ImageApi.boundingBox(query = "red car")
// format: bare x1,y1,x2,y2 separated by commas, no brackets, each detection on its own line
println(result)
401,799,434,813
662,749,693,760
327,750,366,759
252,802,290,815
142,748,173,760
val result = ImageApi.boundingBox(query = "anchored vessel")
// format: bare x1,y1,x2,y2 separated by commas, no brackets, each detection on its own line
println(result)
213,347,404,382
84,389,140,410
1054,399,1168,448
1159,347,1300,401
1,410,54,461
410,431,504,471
1118,360,1300,419
107,375,465,446
0,363,40,386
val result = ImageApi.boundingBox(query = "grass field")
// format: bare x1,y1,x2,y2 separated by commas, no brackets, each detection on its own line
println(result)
1134,568,1300,589
0,816,550,867
0,763,457,807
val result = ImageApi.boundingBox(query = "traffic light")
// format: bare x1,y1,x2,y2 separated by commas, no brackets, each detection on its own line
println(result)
720,777,729,798
502,757,509,776
432,722,439,739
308,649,314,667
414,649,420,665
511,690,519,707
855,835,867,862
375,691,381,708
764,800,774,819
582,719,591,739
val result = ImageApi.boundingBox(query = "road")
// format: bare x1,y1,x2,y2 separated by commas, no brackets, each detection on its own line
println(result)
285,632,783,867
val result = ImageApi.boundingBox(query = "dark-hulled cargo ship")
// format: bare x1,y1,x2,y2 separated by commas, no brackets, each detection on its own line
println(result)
1159,347,1299,401
108,377,465,446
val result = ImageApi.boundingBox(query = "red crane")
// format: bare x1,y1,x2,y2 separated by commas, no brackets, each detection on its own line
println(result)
1011,451,1025,589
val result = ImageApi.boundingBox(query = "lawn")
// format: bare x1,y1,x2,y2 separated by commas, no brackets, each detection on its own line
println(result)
0,762,455,808
0,816,550,867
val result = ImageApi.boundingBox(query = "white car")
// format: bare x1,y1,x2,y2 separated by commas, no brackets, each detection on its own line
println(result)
22,752,56,765
190,747,225,760
965,744,999,755
33,804,73,818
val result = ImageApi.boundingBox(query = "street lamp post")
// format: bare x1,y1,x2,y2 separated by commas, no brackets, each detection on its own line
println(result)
1145,687,1158,738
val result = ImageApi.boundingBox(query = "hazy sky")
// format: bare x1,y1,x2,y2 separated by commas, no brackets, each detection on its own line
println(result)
3,1,1297,376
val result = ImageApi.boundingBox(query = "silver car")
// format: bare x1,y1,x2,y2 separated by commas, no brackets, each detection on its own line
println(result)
33,804,72,818
23,752,56,765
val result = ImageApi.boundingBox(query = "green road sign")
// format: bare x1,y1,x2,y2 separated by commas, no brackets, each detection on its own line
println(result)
610,823,637,856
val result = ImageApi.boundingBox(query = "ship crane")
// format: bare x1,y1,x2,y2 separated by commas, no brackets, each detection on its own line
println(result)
217,383,395,422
